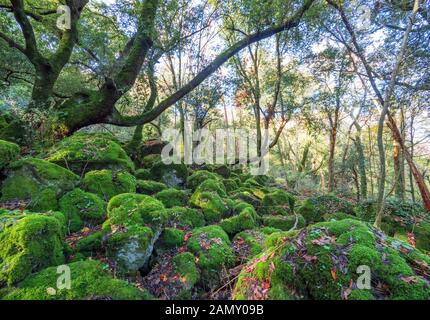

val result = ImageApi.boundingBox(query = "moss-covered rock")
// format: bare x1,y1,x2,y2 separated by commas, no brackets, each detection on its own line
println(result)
186,170,222,190
0,214,64,286
220,207,258,235
1,260,152,300
140,154,161,169
205,164,231,178
83,169,136,201
155,188,188,208
189,191,232,223
46,132,134,174
194,179,227,197
165,207,205,229
136,180,167,195
298,194,355,224
323,212,359,222
262,214,306,231
223,178,241,192
187,226,235,273
233,229,267,262
135,168,151,180
0,139,20,170
0,157,80,211
150,161,188,187
261,190,297,216
172,252,200,298
59,188,105,233
233,219,430,300
0,112,26,144
74,231,104,257
160,228,185,248
106,193,166,227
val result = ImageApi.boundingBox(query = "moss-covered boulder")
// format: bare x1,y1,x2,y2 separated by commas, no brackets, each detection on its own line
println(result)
205,164,231,178
194,179,227,197
186,170,222,190
220,206,258,235
165,207,205,229
189,191,233,223
140,154,161,169
298,194,355,224
172,252,200,298
0,158,79,211
83,169,136,201
0,214,64,286
59,188,105,233
135,168,151,180
0,139,20,170
46,133,134,174
106,193,166,227
155,188,188,208
136,179,167,195
159,227,185,248
150,161,188,187
103,194,167,274
223,178,241,192
187,226,235,275
233,219,430,300
261,190,297,216
233,229,273,262
262,214,306,231
1,260,152,300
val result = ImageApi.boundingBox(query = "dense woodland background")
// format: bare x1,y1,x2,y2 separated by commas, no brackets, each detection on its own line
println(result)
0,0,430,300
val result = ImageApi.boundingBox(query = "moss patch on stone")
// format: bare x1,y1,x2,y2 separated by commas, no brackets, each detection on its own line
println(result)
2,260,152,300
83,169,136,201
186,170,222,190
0,157,79,211
150,161,188,187
0,139,20,170
136,180,167,195
59,188,105,233
46,132,134,174
262,214,306,231
297,195,355,224
155,188,188,208
165,207,205,229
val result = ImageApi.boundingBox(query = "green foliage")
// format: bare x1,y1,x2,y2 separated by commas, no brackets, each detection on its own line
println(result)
83,169,136,201
46,133,135,174
2,260,152,300
155,188,188,208
0,214,64,286
59,188,105,233
0,139,20,170
0,157,79,211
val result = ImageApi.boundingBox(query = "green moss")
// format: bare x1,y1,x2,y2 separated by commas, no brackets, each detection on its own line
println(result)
298,194,354,224
161,228,185,248
233,230,267,259
75,231,104,256
150,161,188,187
135,168,151,180
189,191,232,223
106,193,166,227
136,179,167,195
2,260,152,300
155,188,188,208
83,169,136,201
0,139,20,170
0,214,64,286
233,219,430,300
46,132,134,174
0,157,80,211
262,214,306,231
261,190,297,215
59,189,105,233
186,170,222,190
187,226,235,272
323,212,359,222
172,252,200,286
220,207,257,235
223,178,240,192
140,154,161,169
165,207,205,228
0,112,26,144
195,179,227,197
